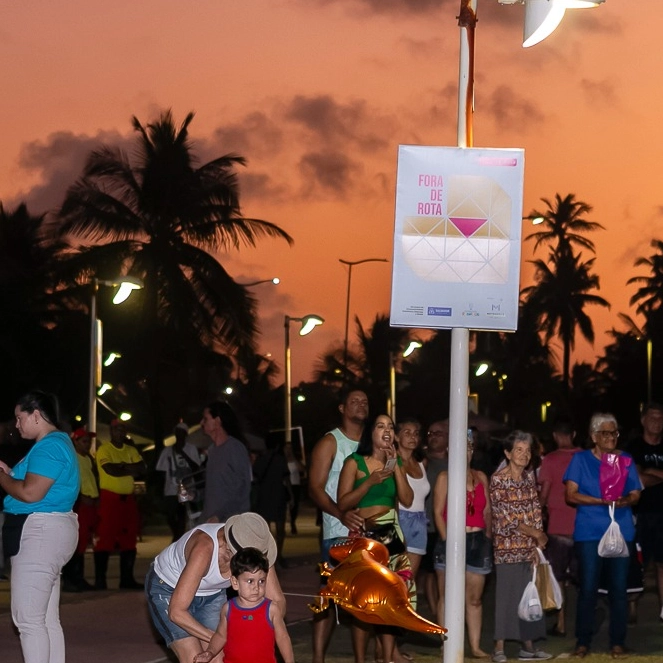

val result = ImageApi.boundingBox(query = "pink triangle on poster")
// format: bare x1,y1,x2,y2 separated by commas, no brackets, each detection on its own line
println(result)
449,217,487,238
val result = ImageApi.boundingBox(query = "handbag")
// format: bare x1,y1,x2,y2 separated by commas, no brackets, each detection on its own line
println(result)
364,522,406,556
534,547,563,611
177,480,197,503
598,503,629,558
2,512,30,557
518,564,544,622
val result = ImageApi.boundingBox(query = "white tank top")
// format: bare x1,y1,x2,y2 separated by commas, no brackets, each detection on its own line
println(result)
322,428,359,540
400,462,430,513
153,523,230,595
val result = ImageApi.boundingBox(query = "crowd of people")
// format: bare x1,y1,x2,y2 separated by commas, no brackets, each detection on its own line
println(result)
1,386,662,663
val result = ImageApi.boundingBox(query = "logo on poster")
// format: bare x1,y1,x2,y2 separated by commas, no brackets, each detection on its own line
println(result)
427,307,452,317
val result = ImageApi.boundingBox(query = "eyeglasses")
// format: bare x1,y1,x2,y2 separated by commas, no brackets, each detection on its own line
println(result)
595,430,619,439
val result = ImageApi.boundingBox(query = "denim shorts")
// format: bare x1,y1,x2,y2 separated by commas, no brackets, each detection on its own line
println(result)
433,530,492,575
145,564,226,646
398,509,428,555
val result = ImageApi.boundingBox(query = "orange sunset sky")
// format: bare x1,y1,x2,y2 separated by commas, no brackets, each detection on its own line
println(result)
1,1,660,385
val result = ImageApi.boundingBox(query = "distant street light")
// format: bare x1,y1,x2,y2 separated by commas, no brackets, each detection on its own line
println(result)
284,314,324,445
475,362,489,377
88,276,143,437
104,352,121,367
240,277,280,286
339,258,388,372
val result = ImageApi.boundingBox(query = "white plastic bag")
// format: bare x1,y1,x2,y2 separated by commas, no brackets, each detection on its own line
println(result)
598,503,629,558
518,565,544,622
535,547,563,610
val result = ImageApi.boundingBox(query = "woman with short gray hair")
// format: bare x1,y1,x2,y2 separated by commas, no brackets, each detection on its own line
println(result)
564,413,641,659
490,431,551,662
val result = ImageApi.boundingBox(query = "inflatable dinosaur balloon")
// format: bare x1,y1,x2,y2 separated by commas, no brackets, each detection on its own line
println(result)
310,537,446,635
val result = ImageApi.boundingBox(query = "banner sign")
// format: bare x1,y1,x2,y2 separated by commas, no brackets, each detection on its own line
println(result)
390,145,524,331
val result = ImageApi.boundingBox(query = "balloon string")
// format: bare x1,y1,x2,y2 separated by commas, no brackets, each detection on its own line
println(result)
283,592,324,598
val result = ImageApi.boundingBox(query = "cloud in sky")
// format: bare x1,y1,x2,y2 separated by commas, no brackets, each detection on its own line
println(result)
580,77,618,107
11,129,128,215
307,0,447,17
482,84,545,132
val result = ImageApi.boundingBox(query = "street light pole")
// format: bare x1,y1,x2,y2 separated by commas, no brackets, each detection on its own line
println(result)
88,277,143,439
339,258,388,374
443,4,606,663
389,340,422,421
284,314,324,445
88,278,101,437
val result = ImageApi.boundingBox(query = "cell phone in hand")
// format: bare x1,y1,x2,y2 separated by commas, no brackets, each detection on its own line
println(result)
384,458,398,472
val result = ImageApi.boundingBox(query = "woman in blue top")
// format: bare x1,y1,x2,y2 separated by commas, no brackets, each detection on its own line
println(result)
0,391,80,663
563,413,641,660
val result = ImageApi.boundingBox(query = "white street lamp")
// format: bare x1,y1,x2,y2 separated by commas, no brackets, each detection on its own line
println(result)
498,0,605,48
339,258,388,373
88,276,143,438
284,314,324,445
240,277,280,287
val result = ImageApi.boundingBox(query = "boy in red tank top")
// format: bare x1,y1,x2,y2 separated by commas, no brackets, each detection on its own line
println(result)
194,547,294,663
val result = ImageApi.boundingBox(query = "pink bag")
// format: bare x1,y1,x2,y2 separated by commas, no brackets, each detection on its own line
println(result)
599,453,631,502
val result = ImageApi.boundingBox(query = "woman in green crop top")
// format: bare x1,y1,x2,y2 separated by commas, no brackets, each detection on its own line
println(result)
337,414,414,663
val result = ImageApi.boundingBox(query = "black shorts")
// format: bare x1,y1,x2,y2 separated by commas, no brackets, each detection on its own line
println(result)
636,511,663,566
545,534,577,584
420,531,438,573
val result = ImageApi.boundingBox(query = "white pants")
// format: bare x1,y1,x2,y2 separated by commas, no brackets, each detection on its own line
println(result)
11,512,78,663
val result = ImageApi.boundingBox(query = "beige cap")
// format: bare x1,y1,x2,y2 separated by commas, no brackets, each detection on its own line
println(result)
224,513,277,567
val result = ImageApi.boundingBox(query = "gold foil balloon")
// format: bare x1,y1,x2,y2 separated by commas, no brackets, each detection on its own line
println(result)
310,537,446,635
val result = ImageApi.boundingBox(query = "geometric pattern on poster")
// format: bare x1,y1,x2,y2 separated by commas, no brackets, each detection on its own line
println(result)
402,174,512,283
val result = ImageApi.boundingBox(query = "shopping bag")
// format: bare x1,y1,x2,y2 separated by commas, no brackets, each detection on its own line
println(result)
598,504,629,558
518,565,543,622
599,453,631,502
534,547,563,610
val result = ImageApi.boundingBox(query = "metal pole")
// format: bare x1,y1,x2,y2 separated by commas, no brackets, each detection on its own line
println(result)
444,3,476,662
389,353,396,421
343,264,353,372
88,278,99,437
339,258,389,376
284,316,292,445
647,338,653,403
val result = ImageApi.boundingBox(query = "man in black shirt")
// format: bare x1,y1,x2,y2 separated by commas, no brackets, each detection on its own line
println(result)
627,402,663,621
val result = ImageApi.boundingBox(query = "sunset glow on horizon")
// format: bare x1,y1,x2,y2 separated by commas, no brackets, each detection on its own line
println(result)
1,1,660,384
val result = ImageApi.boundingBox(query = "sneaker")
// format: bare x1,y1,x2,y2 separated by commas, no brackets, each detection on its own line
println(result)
492,651,507,663
518,650,552,661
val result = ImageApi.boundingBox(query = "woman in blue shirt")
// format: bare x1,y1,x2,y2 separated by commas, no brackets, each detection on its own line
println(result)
0,391,80,663
563,413,641,659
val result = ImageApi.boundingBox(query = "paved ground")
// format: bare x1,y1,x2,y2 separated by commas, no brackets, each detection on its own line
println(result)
1,504,662,662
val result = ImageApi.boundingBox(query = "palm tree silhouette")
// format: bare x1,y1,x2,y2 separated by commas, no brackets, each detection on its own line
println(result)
628,239,663,317
56,110,292,445
522,251,609,393
525,193,604,259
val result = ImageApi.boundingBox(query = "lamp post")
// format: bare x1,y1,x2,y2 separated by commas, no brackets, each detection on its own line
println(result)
388,340,422,421
339,258,388,373
284,314,324,445
240,277,280,287
443,3,606,662
88,276,143,437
